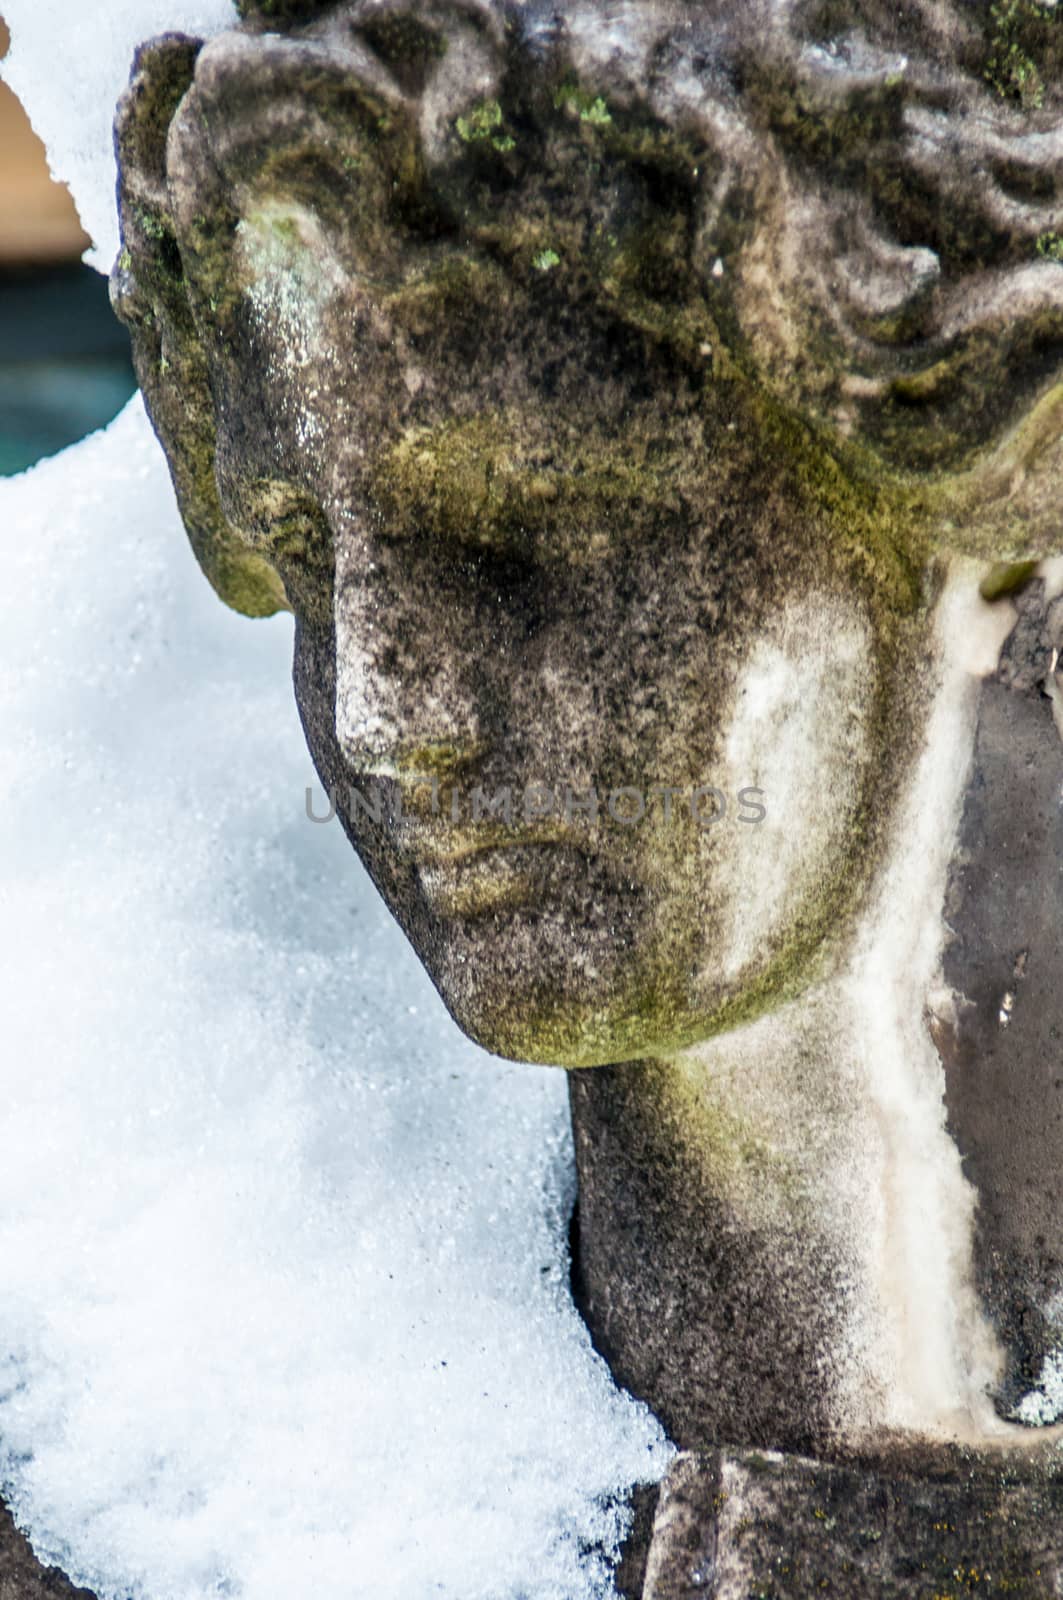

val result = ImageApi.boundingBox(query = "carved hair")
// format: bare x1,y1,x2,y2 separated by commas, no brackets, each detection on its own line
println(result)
113,0,1063,613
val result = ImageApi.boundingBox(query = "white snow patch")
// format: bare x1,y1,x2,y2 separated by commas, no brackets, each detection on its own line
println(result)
0,401,670,1600
1012,1292,1063,1427
1,0,238,272
1015,1352,1063,1426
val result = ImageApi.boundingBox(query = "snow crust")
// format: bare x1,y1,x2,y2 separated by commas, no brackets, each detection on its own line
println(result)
0,401,670,1600
0,0,238,272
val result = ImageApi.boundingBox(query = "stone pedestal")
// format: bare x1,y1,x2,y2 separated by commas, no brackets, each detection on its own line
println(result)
637,1448,1063,1600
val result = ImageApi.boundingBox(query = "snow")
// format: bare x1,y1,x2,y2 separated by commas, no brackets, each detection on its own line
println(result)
1015,1354,1063,1427
1012,1294,1063,1426
0,0,238,272
0,399,670,1600
0,10,669,1589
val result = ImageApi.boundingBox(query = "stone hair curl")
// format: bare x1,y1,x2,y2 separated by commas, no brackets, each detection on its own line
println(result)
112,0,1063,614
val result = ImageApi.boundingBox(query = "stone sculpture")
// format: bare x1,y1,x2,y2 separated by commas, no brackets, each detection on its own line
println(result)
107,0,1063,1590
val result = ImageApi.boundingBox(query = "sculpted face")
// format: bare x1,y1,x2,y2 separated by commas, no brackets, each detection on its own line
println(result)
234,203,905,1065
315,374,898,1067
113,0,1063,1064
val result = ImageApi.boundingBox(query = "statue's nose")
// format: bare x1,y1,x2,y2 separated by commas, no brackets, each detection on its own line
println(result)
333,535,484,780
334,634,484,778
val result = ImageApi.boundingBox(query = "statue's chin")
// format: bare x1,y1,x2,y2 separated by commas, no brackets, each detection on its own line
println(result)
436,999,654,1071
420,944,703,1070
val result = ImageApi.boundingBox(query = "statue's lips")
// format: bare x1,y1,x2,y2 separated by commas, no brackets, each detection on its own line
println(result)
410,836,586,917
398,820,583,862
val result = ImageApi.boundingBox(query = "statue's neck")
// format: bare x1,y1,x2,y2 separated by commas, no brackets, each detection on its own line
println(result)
569,996,1004,1458
571,563,1063,1462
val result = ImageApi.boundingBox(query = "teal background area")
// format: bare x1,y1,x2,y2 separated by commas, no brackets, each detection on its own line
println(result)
0,264,137,476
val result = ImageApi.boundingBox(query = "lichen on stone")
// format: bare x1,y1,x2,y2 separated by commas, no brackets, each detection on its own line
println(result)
455,96,514,153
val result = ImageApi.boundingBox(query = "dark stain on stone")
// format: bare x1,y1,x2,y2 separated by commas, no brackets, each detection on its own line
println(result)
938,580,1063,1418
612,1479,662,1600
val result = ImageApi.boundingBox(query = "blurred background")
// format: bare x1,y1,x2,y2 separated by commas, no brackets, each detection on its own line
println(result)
0,15,136,475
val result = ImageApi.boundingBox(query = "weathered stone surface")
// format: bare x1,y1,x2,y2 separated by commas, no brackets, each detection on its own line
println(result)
570,1059,846,1455
937,582,1063,1424
568,581,1063,1459
642,1448,1063,1599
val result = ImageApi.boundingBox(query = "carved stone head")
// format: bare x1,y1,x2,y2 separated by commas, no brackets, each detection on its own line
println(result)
112,0,1063,1065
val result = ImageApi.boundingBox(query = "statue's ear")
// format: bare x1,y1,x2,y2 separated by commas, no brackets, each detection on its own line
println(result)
111,35,290,619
